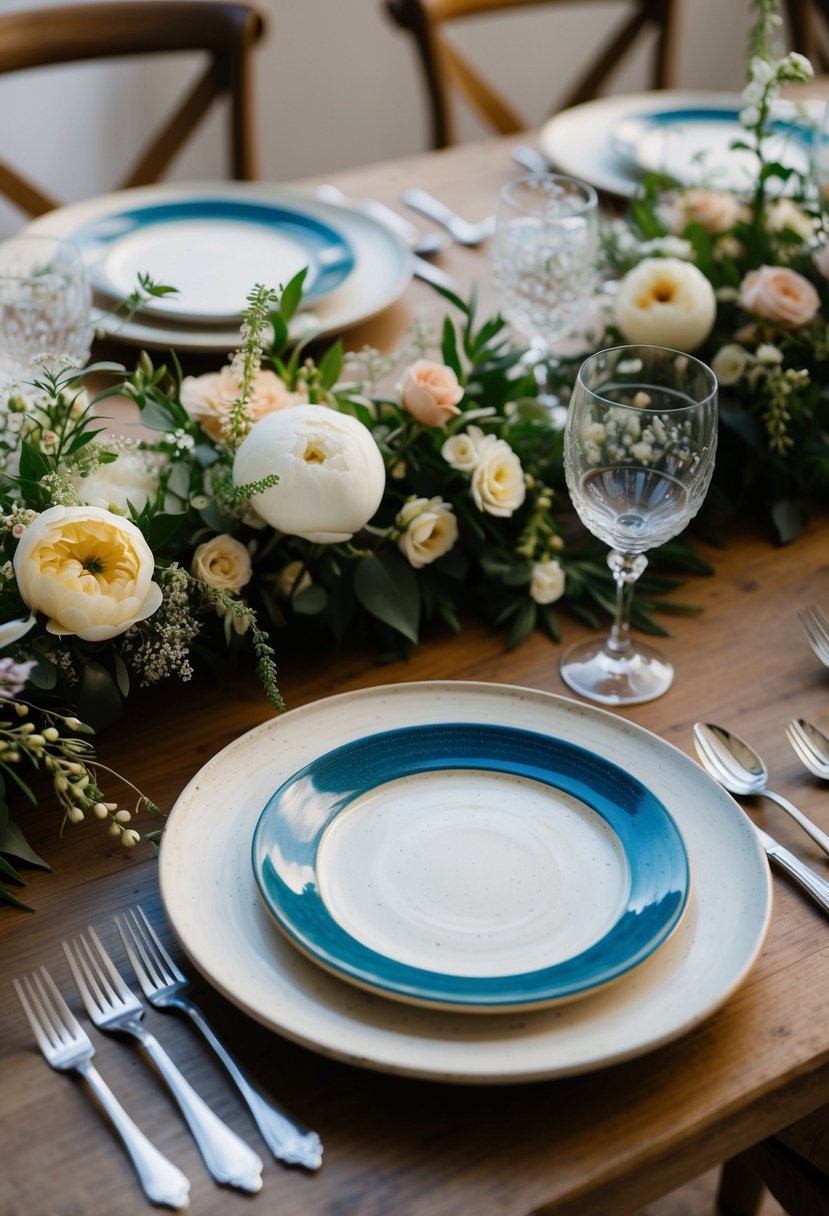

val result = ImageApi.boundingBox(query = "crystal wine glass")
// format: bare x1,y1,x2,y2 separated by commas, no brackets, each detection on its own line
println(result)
560,344,718,705
491,173,598,420
0,234,93,391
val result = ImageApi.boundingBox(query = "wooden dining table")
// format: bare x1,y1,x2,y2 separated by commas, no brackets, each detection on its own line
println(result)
4,135,829,1216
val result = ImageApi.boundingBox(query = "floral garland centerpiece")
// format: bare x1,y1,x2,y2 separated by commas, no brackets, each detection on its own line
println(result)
599,0,829,541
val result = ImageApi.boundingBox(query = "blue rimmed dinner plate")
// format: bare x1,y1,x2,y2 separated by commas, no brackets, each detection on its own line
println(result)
72,197,355,323
252,722,689,1012
612,102,814,190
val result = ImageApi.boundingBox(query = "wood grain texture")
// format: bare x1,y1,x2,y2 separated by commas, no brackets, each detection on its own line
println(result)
3,139,829,1216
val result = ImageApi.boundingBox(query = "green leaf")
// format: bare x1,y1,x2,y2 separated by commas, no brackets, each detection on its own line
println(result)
0,888,35,911
139,399,180,431
0,803,52,871
77,662,123,731
318,340,343,391
291,584,329,616
506,599,536,649
0,855,25,884
279,268,308,322
441,317,463,379
354,552,420,643
114,653,131,698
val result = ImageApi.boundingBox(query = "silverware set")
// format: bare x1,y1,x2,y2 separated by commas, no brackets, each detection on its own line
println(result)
14,907,322,1209
693,612,829,914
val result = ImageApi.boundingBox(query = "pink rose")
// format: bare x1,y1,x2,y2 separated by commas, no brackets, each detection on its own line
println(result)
400,360,463,427
738,265,820,328
180,366,307,442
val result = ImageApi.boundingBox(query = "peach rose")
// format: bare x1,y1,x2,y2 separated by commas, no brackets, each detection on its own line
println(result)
400,360,463,427
738,265,820,328
180,366,307,442
662,189,744,237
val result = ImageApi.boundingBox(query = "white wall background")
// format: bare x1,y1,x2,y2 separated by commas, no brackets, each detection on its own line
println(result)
0,0,756,237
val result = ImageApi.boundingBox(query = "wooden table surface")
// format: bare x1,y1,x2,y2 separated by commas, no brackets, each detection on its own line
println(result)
4,136,829,1216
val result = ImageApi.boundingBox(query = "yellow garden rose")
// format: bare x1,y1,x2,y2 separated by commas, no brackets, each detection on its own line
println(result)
13,506,162,642
615,257,717,352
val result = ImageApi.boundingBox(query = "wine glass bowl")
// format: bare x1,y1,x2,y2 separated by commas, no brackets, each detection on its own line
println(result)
491,173,599,408
560,345,718,706
0,234,93,390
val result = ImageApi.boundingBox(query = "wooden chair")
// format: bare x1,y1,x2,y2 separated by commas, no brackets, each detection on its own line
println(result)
0,1,267,219
718,1104,829,1216
383,0,682,148
783,0,829,70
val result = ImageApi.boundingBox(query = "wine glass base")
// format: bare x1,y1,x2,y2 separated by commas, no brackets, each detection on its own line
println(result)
559,637,674,706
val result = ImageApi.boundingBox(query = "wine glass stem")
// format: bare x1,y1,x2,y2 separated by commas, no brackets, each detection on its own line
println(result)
606,551,648,656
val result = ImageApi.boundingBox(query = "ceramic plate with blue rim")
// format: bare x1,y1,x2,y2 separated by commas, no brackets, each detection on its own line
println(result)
251,722,690,1012
611,102,814,191
72,197,355,323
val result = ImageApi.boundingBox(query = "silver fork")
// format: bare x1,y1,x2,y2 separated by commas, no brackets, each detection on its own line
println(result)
63,928,263,1193
786,718,829,780
799,604,829,668
13,967,190,1210
117,906,323,1170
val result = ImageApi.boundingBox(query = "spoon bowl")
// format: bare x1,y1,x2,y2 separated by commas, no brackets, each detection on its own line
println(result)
693,721,829,859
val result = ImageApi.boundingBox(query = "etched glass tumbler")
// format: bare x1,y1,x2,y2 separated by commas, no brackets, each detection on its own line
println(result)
560,345,718,706
491,173,598,417
0,234,93,389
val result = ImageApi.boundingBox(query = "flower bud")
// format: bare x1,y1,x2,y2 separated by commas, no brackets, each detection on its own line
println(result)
121,829,140,849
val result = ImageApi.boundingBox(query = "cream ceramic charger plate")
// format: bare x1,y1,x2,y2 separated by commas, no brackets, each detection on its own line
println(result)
25,182,413,352
159,682,772,1084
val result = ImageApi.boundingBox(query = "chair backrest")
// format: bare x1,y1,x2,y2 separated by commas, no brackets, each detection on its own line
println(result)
384,0,682,149
0,1,267,218
784,0,829,70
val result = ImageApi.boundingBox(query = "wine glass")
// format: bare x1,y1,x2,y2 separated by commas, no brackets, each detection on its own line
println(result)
491,173,599,421
0,234,93,390
813,101,829,222
560,344,718,706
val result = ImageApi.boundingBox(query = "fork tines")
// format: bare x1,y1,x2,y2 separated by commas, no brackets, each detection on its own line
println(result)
116,906,184,995
13,966,87,1060
799,605,829,668
64,927,135,1015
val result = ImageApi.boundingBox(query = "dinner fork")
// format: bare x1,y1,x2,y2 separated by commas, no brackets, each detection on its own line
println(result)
799,604,829,668
786,718,829,781
13,967,191,1210
63,929,263,1193
116,906,323,1170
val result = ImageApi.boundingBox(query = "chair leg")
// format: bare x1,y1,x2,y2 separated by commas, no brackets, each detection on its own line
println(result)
716,1151,765,1216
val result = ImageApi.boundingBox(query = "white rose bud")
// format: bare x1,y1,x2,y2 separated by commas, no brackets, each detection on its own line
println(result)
395,497,459,568
530,559,566,605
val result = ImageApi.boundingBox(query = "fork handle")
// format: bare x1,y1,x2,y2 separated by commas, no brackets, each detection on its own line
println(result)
77,1060,191,1210
764,789,829,859
171,995,323,1169
136,1027,263,1193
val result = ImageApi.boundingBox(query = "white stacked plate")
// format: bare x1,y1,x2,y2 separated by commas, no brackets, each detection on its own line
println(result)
25,182,413,351
159,681,772,1084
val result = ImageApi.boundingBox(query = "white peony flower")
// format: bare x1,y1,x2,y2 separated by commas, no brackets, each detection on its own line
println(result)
469,435,526,517
615,257,717,352
395,497,458,568
13,505,162,642
711,344,751,386
72,448,164,516
530,559,565,605
191,534,252,592
232,405,386,544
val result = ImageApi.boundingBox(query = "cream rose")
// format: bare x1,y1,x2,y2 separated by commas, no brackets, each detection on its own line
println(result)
0,612,36,649
180,366,307,442
470,436,526,517
191,534,252,592
711,343,751,386
615,258,717,352
662,189,744,237
395,497,458,568
765,198,817,242
441,428,482,472
738,265,820,328
530,559,566,605
13,505,162,642
275,560,312,599
232,404,386,544
400,360,464,427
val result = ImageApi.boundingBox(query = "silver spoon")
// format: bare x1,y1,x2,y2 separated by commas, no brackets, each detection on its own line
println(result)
693,722,829,858
786,718,829,781
400,188,495,246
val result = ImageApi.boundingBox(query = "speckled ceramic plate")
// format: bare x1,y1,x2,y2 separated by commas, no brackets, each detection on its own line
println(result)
159,681,772,1084
252,723,689,1012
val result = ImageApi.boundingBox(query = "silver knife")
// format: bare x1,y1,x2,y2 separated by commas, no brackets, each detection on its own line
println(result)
754,824,829,915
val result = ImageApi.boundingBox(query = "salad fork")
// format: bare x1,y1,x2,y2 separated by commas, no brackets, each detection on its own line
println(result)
786,718,829,781
13,966,190,1210
799,604,829,668
116,906,323,1170
63,928,263,1193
